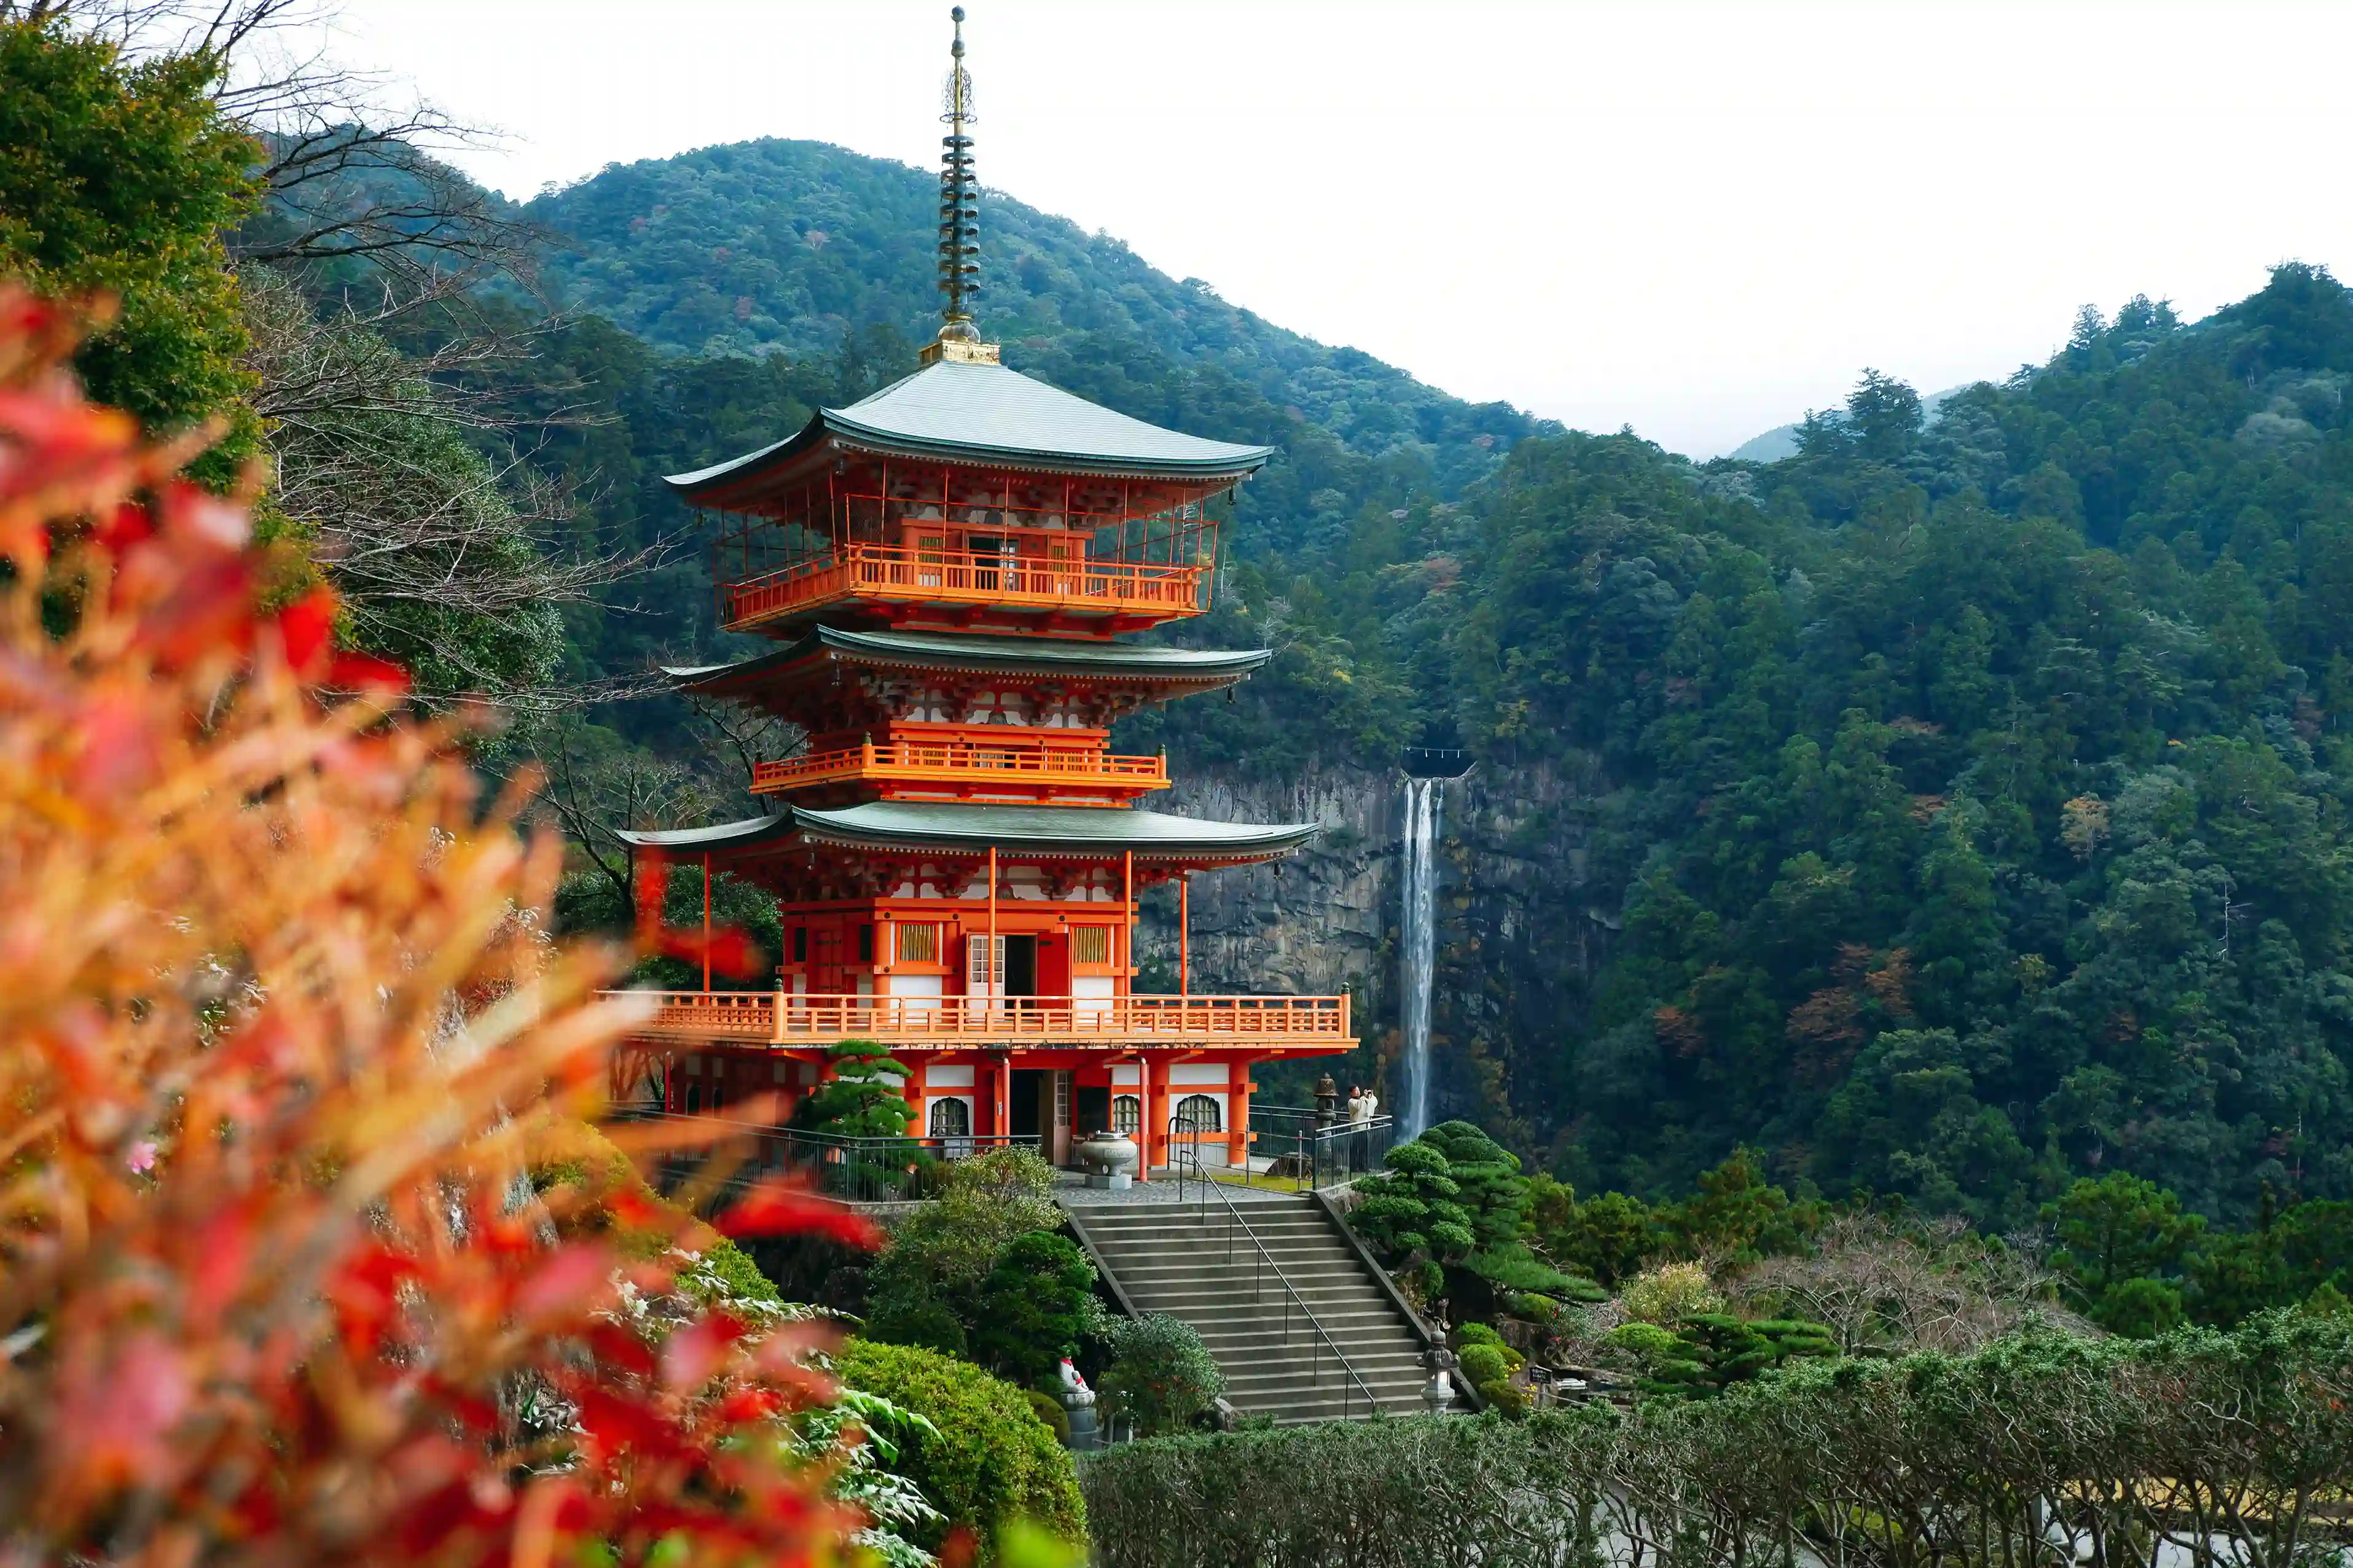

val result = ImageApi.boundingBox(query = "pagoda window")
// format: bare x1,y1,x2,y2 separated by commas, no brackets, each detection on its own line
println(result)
857,924,875,962
928,1097,971,1137
896,922,939,963
1112,1094,1141,1135
1071,926,1113,967
791,927,808,963
1173,1094,1223,1134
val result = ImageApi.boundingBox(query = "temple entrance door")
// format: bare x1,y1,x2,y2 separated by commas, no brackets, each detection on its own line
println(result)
1003,935,1038,999
1009,1067,1048,1149
967,533,1014,591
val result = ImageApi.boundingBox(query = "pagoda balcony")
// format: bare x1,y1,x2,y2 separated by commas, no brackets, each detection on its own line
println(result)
720,542,1208,633
608,990,1352,1049
751,737,1169,799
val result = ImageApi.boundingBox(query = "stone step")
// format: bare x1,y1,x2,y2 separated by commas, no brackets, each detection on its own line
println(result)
1256,1391,1432,1421
1081,1211,1336,1236
1064,1192,1458,1425
1224,1372,1427,1402
1106,1260,1374,1279
1223,1363,1421,1382
1197,1328,1425,1358
1118,1284,1395,1313
1078,1209,1335,1234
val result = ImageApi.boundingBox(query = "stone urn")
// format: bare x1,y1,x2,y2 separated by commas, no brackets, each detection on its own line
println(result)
1076,1130,1138,1190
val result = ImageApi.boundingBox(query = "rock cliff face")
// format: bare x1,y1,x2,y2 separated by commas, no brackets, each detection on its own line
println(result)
1138,759,1615,1150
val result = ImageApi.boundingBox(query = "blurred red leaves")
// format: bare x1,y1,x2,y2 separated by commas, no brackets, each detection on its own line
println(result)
721,1179,887,1247
0,289,864,1566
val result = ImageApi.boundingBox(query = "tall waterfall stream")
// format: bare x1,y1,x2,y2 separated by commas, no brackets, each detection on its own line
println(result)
1398,776,1443,1139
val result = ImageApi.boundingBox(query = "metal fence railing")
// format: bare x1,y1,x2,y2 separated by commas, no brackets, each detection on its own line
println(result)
632,1112,1043,1205
1240,1106,1395,1190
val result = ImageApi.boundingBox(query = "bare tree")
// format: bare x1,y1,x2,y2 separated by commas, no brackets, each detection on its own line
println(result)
538,730,726,913
242,268,672,709
682,695,803,799
1725,1211,2094,1355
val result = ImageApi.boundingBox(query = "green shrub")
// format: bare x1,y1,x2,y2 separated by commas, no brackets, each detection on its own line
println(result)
1349,1140,1471,1260
1618,1261,1721,1325
1075,1316,2353,1568
970,1231,1097,1382
1098,1314,1225,1437
836,1338,1086,1556
1464,1247,1586,1296
867,1295,969,1358
2094,1276,2187,1338
1456,1342,1509,1387
1454,1322,1503,1350
1022,1387,1073,1446
864,1150,1065,1351
1477,1376,1530,1417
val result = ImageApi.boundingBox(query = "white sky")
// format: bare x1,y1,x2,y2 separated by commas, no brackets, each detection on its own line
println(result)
321,0,2353,458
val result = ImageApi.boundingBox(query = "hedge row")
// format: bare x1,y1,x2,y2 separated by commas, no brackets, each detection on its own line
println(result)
1079,1311,2353,1568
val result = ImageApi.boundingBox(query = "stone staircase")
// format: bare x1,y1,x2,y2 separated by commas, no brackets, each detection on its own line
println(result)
1068,1195,1437,1425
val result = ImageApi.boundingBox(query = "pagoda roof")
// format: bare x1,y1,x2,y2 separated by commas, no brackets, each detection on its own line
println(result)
619,802,1317,863
666,625,1271,695
663,359,1275,499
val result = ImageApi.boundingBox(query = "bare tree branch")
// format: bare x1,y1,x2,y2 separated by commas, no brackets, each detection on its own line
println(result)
538,730,725,908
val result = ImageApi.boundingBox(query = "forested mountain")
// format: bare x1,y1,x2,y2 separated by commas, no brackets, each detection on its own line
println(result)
518,133,2353,1230
16,2,2351,1244
1182,271,2353,1230
527,141,1529,496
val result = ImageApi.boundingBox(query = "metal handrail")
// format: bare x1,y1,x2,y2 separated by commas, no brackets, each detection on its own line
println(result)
1242,1106,1396,1191
1170,1131,1382,1421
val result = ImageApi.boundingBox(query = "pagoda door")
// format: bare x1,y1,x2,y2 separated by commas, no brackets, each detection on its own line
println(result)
965,934,1005,1021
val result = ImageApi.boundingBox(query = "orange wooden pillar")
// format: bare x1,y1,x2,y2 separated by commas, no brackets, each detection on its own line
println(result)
1141,1055,1166,1177
1229,1053,1253,1169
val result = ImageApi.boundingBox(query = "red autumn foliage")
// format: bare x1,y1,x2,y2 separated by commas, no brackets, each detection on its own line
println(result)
0,290,867,1566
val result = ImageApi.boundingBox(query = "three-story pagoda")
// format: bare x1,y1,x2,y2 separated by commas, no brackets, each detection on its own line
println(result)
612,10,1350,1175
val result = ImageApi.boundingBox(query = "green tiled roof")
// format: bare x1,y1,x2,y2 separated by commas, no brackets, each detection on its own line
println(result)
664,625,1270,690
664,359,1275,495
619,803,1317,862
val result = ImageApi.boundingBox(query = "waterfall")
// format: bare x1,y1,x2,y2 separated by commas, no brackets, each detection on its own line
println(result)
1398,776,1443,1139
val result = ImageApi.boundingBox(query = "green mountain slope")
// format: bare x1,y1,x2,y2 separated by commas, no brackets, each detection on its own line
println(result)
518,134,2353,1230
1248,268,2353,1227
524,137,1538,524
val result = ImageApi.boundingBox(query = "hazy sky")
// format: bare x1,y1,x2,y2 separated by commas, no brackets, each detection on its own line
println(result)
319,1,2353,458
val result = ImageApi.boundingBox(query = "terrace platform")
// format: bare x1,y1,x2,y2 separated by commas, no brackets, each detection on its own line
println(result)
608,989,1352,1050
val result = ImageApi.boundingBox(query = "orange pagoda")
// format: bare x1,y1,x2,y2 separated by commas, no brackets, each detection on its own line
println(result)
609,10,1352,1176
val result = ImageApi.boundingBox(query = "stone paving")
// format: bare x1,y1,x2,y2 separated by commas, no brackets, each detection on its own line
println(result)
1051,1169,1302,1207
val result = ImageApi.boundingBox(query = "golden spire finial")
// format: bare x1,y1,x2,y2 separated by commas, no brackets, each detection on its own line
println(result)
921,6,998,365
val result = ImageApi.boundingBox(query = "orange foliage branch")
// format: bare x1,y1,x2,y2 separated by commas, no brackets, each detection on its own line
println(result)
0,288,874,1567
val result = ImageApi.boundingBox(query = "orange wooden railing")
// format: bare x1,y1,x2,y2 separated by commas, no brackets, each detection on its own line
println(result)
721,544,1208,630
612,991,1352,1047
752,738,1169,794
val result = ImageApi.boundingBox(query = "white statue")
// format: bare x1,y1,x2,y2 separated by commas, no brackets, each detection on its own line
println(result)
1058,1357,1096,1409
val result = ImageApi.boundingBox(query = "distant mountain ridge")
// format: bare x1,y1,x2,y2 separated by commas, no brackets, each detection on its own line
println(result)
524,137,1543,500
1729,384,1975,463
